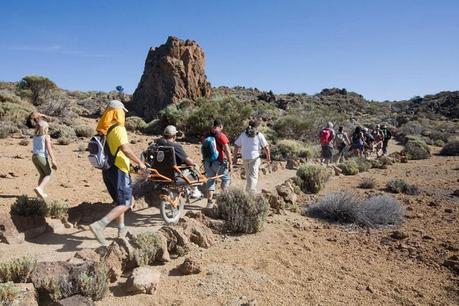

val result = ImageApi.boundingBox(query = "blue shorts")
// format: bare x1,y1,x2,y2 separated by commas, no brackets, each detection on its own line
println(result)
204,160,230,191
102,166,132,206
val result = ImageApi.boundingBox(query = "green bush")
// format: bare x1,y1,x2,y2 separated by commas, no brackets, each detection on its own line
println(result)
17,75,57,105
338,159,359,175
0,99,34,126
46,200,69,219
271,139,313,160
0,122,14,139
74,125,94,137
143,119,161,135
49,123,76,140
125,116,148,132
440,140,459,156
355,158,372,172
386,179,419,195
77,263,109,301
11,196,47,217
403,135,430,160
216,188,269,234
131,231,161,266
273,115,313,140
358,177,376,189
0,256,37,283
296,164,331,193
0,282,20,303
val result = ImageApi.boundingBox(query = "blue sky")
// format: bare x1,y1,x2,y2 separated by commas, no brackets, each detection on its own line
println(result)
0,0,458,101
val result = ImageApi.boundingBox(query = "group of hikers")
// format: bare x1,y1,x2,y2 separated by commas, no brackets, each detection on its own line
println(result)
28,100,271,246
319,122,392,164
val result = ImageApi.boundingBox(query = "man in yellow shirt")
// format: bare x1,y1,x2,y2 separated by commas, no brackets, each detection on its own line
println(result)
90,100,146,246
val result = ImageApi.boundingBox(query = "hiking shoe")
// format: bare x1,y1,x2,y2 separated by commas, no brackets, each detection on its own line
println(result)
190,188,202,199
206,200,214,209
118,227,127,239
89,221,108,246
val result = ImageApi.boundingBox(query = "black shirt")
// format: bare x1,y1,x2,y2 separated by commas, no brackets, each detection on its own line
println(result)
156,138,188,165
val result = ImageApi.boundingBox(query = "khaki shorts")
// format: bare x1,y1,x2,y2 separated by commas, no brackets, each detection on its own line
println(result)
32,154,52,177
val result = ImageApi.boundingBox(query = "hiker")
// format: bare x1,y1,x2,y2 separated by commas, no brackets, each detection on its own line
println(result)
234,120,271,193
202,119,232,208
319,122,335,164
381,124,392,155
90,100,146,246
362,127,375,158
372,124,384,156
350,126,365,158
32,120,57,199
334,126,350,163
156,125,202,198
27,111,53,128
96,100,126,135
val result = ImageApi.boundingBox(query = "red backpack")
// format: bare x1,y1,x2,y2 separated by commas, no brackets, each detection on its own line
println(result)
320,128,332,145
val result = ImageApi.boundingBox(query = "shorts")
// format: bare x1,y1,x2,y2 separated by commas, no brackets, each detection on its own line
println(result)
204,160,230,191
321,145,333,159
32,154,51,177
102,166,132,206
337,143,346,154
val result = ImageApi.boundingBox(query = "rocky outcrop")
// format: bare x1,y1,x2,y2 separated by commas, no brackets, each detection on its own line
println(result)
131,36,212,120
126,267,161,295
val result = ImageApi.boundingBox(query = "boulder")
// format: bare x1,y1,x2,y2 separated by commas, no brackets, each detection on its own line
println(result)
0,212,24,244
54,294,94,306
126,267,161,295
275,183,297,205
131,36,212,120
74,249,101,263
179,217,216,248
178,257,201,275
95,238,134,282
261,189,285,213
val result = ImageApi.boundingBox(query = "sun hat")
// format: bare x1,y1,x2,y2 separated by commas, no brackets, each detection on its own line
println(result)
109,100,128,112
164,125,178,136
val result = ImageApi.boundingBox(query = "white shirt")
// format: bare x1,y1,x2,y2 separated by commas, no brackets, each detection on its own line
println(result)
235,131,268,160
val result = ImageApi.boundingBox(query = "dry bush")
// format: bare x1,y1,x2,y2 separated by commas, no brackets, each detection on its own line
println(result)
19,139,29,146
296,164,331,193
338,159,359,175
358,195,405,227
305,192,360,223
386,179,419,195
49,123,76,139
125,116,147,132
131,231,161,266
77,263,109,301
440,140,459,156
216,188,269,234
358,177,376,189
0,282,20,303
0,256,37,283
11,196,47,217
46,200,69,219
0,98,34,126
355,158,372,172
74,125,94,138
57,138,72,145
403,135,430,160
0,122,18,139
271,139,313,160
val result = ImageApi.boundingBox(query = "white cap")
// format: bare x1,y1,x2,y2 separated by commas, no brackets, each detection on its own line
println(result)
164,125,178,136
109,100,128,112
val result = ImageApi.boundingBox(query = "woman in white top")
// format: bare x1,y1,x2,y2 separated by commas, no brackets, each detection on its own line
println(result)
234,120,271,193
32,120,57,199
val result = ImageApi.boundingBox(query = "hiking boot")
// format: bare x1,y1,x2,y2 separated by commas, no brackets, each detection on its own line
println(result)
190,188,202,199
89,221,108,246
206,200,214,209
118,227,127,239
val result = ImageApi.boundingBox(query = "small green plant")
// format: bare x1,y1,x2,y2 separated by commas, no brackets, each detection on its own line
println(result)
46,200,69,219
358,177,376,189
271,139,313,160
0,282,20,303
11,196,47,217
386,179,419,195
131,231,161,266
77,263,109,301
74,125,94,137
0,256,37,282
125,116,148,132
403,135,430,160
355,158,372,172
296,164,331,193
338,159,359,175
216,188,269,234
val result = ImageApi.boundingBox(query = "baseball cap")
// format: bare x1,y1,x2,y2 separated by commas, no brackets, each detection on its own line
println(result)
109,100,128,112
164,125,178,136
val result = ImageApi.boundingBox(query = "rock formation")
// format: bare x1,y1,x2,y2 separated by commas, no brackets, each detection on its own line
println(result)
131,36,212,120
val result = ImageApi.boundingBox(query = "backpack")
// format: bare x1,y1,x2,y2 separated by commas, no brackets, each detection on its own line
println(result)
382,128,392,140
87,124,119,170
320,128,332,145
201,134,219,162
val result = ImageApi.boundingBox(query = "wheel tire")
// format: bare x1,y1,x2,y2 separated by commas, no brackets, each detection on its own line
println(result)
160,190,184,224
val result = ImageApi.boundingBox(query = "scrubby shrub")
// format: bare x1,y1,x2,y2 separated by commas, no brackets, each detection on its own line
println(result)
355,158,372,172
0,256,37,282
74,125,94,137
49,123,76,139
77,263,109,301
57,138,71,145
46,200,69,219
273,115,313,140
0,100,34,125
358,195,405,227
386,179,419,195
17,75,57,105
0,282,20,303
143,119,161,135
131,231,161,266
10,196,47,217
440,140,459,156
19,139,29,146
305,192,360,223
358,177,376,189
0,123,11,139
125,116,148,132
296,164,331,193
403,135,430,160
216,188,269,234
271,139,313,160
338,159,359,175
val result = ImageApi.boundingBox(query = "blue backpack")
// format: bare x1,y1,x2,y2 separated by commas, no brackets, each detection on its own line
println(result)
201,135,219,161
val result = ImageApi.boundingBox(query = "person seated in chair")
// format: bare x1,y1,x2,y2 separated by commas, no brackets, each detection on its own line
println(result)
155,125,202,198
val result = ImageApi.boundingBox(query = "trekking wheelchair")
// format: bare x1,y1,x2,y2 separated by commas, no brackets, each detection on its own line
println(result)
137,144,216,224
